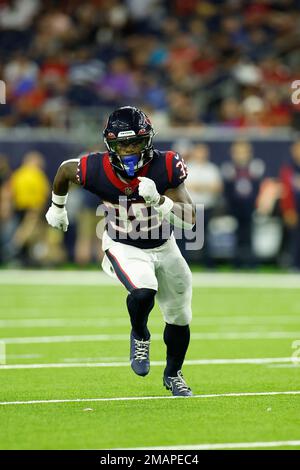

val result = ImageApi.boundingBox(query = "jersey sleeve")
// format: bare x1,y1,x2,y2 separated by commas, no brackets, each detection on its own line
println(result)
76,152,103,197
76,153,89,187
165,151,188,188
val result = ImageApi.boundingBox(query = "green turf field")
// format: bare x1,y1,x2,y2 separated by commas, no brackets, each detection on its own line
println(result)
0,273,300,450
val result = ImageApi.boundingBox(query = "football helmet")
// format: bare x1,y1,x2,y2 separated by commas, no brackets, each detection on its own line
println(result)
103,106,155,177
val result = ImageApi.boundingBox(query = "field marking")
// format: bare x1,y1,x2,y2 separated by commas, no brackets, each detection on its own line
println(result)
1,390,300,406
62,356,128,363
267,364,300,369
0,319,129,328
0,342,5,365
129,440,300,450
1,315,300,328
2,331,300,344
0,357,299,370
1,270,300,288
6,354,42,360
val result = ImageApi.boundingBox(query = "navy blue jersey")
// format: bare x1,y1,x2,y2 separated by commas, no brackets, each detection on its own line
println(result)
221,159,265,219
76,149,188,248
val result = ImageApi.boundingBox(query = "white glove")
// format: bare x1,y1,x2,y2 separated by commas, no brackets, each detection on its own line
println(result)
138,177,160,205
45,204,69,232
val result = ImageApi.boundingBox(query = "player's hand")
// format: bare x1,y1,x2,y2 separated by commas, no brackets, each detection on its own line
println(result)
45,204,69,232
138,177,160,205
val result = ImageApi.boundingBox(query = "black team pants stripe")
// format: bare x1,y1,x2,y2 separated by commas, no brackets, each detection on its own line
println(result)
106,250,137,292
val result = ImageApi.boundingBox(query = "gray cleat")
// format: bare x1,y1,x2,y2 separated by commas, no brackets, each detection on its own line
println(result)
163,370,193,396
130,331,150,376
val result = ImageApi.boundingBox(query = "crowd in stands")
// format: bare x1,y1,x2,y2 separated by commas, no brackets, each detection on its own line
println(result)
0,0,300,129
1,140,300,270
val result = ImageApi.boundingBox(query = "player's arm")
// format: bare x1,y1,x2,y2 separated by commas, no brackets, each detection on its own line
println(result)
53,160,79,195
45,159,80,231
138,178,196,228
163,183,196,227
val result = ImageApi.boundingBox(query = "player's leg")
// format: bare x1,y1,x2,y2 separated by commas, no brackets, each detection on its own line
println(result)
126,287,156,376
155,236,193,396
102,241,157,376
104,243,157,339
126,288,156,341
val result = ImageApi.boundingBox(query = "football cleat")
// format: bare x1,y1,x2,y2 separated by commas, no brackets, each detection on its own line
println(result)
130,331,150,377
163,370,193,397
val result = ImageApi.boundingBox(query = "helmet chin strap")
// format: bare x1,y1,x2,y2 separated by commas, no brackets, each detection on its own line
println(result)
121,154,139,177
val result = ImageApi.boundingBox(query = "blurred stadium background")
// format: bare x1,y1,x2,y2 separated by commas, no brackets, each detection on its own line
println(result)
1,0,300,270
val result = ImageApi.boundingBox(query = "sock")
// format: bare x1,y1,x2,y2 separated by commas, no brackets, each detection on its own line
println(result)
126,288,156,340
163,323,190,377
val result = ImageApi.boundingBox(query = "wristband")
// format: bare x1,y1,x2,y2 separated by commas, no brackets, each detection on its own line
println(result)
155,196,195,229
52,191,68,206
51,204,66,214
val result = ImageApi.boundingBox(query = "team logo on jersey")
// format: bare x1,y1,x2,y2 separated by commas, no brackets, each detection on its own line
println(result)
124,187,133,196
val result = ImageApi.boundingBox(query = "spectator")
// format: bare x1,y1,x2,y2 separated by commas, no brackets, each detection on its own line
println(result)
0,1,298,129
10,151,50,265
280,140,300,270
221,141,265,267
97,57,140,106
185,143,223,266
0,154,14,263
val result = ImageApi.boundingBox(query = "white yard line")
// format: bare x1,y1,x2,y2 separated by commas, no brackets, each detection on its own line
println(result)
6,354,42,360
1,270,300,288
0,319,129,328
267,364,300,369
1,331,300,344
0,315,300,328
0,390,300,406
0,357,299,370
62,356,128,363
128,440,300,450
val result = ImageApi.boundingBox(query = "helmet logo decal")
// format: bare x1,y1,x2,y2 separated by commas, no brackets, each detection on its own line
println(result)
107,132,116,139
118,130,136,137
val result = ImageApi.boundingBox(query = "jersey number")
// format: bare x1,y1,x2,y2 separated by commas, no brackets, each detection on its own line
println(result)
176,159,188,180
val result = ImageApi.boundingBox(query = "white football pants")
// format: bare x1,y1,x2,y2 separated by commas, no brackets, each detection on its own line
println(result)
101,231,192,326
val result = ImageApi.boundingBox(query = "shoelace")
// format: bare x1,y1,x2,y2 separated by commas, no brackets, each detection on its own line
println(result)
169,372,191,392
134,339,150,361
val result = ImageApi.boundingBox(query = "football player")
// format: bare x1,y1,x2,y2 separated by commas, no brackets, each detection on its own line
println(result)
46,106,195,396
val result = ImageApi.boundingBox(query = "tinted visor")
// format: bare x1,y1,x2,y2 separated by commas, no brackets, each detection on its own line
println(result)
109,136,149,155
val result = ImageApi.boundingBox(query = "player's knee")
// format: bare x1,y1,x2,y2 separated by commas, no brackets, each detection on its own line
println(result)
164,308,192,326
184,269,193,290
173,266,192,295
176,312,192,326
127,288,156,310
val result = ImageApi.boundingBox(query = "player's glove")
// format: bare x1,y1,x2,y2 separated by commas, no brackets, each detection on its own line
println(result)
45,205,69,232
45,192,69,232
138,177,160,205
